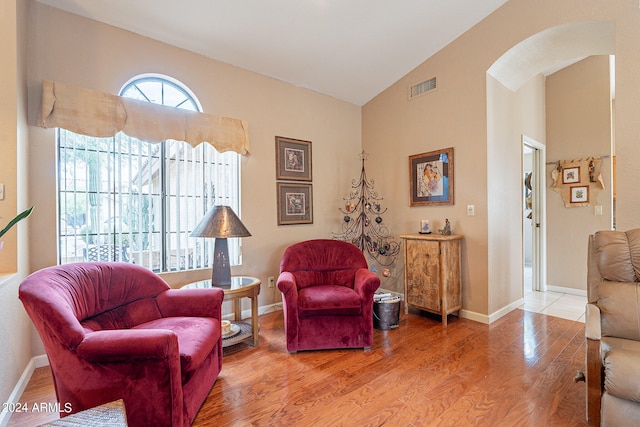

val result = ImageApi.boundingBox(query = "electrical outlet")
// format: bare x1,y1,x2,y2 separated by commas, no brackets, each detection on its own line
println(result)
268,276,275,288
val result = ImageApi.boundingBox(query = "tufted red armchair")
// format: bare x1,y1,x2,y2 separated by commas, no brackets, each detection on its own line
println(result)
19,262,224,427
277,239,380,352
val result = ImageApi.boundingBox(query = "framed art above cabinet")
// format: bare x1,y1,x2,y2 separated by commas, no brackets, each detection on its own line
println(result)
408,147,454,206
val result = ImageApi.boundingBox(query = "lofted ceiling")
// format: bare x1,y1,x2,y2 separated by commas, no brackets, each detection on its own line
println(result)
35,0,508,106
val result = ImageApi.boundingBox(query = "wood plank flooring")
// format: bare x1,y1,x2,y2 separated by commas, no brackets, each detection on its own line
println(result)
8,307,588,426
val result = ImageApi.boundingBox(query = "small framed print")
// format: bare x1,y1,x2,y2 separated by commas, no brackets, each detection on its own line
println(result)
276,136,312,182
562,166,580,184
570,185,589,203
277,182,313,225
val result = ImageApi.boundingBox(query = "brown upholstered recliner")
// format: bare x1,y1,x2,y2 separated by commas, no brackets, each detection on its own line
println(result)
586,229,640,426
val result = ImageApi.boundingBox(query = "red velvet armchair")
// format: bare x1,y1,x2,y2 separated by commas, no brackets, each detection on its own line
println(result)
277,239,380,352
19,262,224,427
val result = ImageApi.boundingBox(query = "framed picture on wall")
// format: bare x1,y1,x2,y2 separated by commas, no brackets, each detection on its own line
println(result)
562,166,580,184
570,185,589,203
408,147,454,206
277,182,313,225
275,136,312,182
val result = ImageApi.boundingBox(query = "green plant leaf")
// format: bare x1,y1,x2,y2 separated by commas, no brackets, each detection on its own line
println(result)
0,206,34,238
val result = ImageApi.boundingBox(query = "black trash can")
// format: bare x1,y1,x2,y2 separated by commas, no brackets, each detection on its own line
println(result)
373,297,401,330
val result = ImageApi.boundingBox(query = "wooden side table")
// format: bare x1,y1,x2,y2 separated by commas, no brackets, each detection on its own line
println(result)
182,276,261,347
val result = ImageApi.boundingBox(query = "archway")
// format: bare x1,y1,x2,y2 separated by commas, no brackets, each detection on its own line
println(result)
486,20,614,317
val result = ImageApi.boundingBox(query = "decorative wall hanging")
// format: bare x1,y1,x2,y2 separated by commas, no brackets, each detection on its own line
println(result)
551,157,604,207
409,147,454,206
277,182,313,225
275,136,312,181
333,152,400,267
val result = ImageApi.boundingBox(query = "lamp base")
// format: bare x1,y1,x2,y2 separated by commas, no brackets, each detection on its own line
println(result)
212,238,231,287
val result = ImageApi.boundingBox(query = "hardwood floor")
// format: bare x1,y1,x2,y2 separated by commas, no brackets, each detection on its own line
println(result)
9,307,588,426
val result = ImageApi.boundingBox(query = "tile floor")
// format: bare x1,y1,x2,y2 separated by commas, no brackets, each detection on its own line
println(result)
519,265,587,322
520,291,587,322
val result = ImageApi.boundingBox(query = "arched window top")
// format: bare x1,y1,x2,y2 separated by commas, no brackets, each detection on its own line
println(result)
120,74,202,112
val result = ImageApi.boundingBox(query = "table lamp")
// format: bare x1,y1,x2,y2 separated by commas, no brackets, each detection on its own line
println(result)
190,205,251,287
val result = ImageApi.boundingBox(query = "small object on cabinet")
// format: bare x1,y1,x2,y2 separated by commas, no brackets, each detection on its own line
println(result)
439,218,452,235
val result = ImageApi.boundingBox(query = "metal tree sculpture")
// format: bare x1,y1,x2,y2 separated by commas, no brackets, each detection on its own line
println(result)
334,152,400,266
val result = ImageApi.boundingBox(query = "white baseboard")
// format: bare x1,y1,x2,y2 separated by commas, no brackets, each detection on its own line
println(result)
0,355,49,427
222,302,282,322
460,298,524,325
258,302,283,315
489,298,524,323
546,285,587,297
459,309,490,324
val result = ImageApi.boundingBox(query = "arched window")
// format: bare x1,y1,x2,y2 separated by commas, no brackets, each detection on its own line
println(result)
57,75,241,272
120,75,202,111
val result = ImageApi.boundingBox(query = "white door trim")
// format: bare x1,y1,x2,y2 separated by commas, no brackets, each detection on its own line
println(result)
523,135,547,292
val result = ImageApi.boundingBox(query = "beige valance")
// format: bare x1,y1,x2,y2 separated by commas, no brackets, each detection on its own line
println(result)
37,80,250,155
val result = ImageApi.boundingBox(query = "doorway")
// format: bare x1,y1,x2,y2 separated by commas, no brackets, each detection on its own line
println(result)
522,135,546,294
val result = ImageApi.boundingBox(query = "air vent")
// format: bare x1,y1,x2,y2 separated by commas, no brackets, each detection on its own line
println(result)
408,77,437,100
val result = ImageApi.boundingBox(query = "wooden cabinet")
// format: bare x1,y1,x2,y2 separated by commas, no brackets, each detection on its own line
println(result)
400,234,463,326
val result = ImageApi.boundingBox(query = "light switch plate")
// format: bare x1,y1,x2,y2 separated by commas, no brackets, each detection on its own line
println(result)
467,204,475,216
0,184,4,200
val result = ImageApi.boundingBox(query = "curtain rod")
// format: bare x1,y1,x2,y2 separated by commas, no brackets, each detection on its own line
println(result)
545,154,610,165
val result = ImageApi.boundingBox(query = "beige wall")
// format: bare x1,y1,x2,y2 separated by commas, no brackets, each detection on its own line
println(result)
0,0,34,409
0,0,19,272
363,0,640,320
26,3,362,296
545,56,612,291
